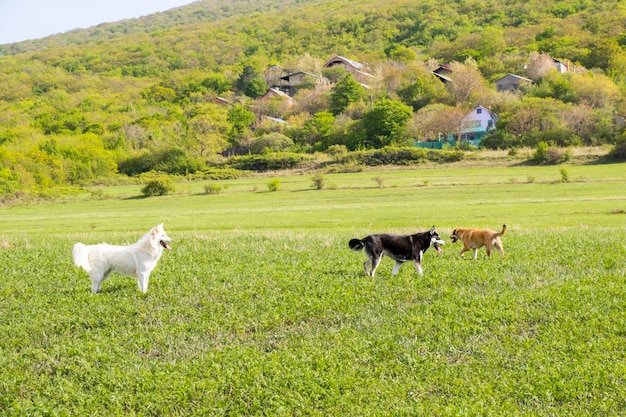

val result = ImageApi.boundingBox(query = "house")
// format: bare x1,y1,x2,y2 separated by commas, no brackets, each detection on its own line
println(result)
260,87,295,104
459,105,498,143
213,97,231,106
277,71,319,96
323,55,372,81
415,105,498,149
495,74,533,92
553,59,569,73
433,64,453,84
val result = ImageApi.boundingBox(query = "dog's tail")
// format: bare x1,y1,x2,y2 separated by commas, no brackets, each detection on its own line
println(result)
72,242,91,272
348,238,364,251
497,225,507,237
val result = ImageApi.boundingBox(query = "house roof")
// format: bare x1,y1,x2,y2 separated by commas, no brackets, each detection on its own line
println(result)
495,73,532,83
278,71,318,81
433,72,453,83
323,55,364,70
463,105,499,122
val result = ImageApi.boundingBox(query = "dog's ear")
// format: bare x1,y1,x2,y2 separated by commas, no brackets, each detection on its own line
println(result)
430,226,436,234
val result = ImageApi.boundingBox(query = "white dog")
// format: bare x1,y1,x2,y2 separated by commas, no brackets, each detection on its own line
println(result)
72,224,172,293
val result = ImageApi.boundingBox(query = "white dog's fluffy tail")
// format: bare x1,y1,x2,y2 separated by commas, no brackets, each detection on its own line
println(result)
72,242,91,273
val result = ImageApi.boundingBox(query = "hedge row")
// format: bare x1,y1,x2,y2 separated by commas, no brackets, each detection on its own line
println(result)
223,152,316,171
341,147,465,166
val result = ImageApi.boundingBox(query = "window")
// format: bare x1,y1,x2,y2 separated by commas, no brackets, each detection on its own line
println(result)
476,108,482,114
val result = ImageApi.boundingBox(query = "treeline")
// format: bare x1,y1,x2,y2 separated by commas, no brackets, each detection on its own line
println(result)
1,0,626,197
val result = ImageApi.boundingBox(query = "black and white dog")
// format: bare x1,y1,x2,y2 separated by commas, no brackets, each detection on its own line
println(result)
349,226,444,277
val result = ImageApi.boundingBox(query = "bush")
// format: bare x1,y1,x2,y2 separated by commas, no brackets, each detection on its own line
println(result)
202,168,242,180
225,152,314,172
340,146,464,166
119,147,205,176
609,142,626,160
311,173,325,190
533,141,549,164
267,178,281,192
141,177,175,197
204,184,223,194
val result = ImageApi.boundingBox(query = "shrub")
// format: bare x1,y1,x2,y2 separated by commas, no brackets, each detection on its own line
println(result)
311,173,325,190
533,141,549,164
267,178,281,192
340,146,464,166
559,166,570,182
141,176,175,197
204,184,223,194
225,152,314,172
609,141,626,160
119,147,205,176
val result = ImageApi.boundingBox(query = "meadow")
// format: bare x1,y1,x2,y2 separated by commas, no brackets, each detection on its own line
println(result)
1,163,625,416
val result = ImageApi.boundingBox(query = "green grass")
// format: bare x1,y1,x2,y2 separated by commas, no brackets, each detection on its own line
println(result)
1,163,625,415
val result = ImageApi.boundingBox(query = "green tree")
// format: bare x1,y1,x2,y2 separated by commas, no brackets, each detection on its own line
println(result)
362,98,413,148
244,77,268,99
201,73,232,94
329,74,364,115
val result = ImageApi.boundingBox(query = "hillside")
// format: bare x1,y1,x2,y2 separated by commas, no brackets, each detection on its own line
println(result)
0,0,625,198
0,0,326,55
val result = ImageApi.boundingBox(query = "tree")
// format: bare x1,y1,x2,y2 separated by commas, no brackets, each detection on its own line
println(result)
447,60,488,106
329,74,364,115
362,98,413,148
397,74,449,111
526,52,555,81
188,114,228,156
302,111,335,149
244,77,268,99
201,73,232,94
227,104,256,147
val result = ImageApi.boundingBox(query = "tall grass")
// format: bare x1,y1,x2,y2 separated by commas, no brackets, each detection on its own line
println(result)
0,164,625,415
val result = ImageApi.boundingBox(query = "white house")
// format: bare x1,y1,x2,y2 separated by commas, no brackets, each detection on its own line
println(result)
459,105,499,142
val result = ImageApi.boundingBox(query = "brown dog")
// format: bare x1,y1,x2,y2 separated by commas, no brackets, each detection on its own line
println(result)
450,225,506,259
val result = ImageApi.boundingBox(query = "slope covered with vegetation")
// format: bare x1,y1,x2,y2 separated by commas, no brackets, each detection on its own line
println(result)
1,0,625,198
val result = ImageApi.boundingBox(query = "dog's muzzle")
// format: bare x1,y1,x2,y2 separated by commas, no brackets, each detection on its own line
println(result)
160,240,172,250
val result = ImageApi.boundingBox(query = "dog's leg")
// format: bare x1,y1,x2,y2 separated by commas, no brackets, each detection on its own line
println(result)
137,273,150,293
391,261,403,275
363,259,371,276
370,254,383,277
473,248,479,260
90,267,110,293
412,250,424,275
90,273,103,293
495,238,505,258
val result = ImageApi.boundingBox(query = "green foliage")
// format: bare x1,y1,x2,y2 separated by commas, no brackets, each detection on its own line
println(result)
201,73,232,94
118,147,205,176
609,141,626,160
361,98,413,148
0,0,625,196
311,172,325,190
252,132,294,154
225,152,313,172
267,177,281,191
204,184,223,194
244,77,269,99
227,104,256,136
343,146,465,166
140,175,175,196
533,141,550,164
329,74,364,115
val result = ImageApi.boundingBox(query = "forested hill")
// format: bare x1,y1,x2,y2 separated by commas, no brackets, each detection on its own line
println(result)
1,0,625,198
0,0,324,55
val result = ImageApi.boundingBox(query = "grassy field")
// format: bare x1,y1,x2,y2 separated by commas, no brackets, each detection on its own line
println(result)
1,163,625,415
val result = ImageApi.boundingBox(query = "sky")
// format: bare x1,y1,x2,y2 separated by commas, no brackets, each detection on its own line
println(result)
0,0,197,45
